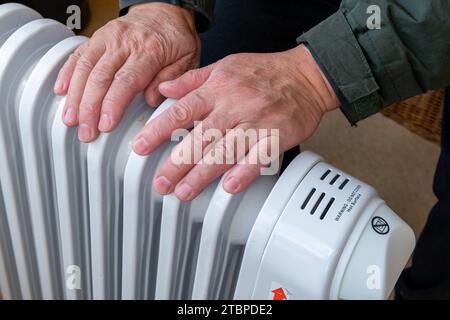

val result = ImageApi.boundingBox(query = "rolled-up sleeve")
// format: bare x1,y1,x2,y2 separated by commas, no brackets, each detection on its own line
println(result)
119,0,215,32
297,0,450,125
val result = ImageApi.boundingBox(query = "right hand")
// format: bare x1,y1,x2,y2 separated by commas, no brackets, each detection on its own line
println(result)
55,2,200,142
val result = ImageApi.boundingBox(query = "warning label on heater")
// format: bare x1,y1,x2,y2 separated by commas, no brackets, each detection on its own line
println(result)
335,184,362,222
371,216,390,234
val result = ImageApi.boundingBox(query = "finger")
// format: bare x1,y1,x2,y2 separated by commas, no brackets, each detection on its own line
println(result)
144,55,198,107
223,136,281,194
133,90,212,155
63,43,105,128
98,54,163,134
159,63,214,99
77,51,127,140
173,125,256,201
54,43,86,95
153,110,235,195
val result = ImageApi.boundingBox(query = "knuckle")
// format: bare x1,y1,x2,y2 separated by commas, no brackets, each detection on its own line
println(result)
89,67,113,87
72,44,87,58
189,167,210,184
169,102,192,124
185,69,198,81
211,68,234,84
101,96,127,118
168,153,185,171
79,103,99,118
144,32,167,52
114,69,140,85
151,124,165,143
104,19,124,33
68,51,82,63
114,68,140,86
190,91,208,107
207,111,227,127
76,57,95,72
220,54,240,66
196,167,211,182
65,90,81,104
101,94,118,107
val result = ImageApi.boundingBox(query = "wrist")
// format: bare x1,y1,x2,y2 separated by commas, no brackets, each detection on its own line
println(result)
129,2,196,33
287,44,340,113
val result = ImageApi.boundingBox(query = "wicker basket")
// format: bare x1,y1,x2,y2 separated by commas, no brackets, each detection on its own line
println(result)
381,89,444,144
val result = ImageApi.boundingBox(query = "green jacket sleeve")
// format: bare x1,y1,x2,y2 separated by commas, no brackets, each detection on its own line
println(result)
118,0,215,32
297,0,450,125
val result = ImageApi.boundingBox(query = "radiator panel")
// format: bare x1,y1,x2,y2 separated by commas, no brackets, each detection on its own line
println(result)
121,99,176,300
192,175,277,299
0,17,75,300
0,4,43,301
156,182,218,300
19,35,89,301
0,184,20,300
0,4,41,45
52,98,92,300
88,95,152,299
14,20,74,300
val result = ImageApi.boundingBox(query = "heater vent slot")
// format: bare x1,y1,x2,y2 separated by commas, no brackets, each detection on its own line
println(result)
320,170,331,180
320,197,335,220
310,192,325,215
329,174,340,185
301,188,316,210
338,179,350,190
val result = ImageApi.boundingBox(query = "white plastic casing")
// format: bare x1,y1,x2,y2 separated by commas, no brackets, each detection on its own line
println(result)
235,151,415,300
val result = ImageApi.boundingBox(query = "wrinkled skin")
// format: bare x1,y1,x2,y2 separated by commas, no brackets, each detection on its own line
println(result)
55,3,200,142
132,45,340,200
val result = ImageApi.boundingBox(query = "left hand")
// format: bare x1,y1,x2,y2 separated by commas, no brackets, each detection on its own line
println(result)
132,44,341,201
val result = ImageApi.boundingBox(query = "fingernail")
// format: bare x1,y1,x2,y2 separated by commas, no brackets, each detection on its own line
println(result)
64,108,77,125
154,176,172,194
160,80,174,89
224,176,241,193
133,137,150,154
78,124,93,142
175,182,194,200
98,113,111,132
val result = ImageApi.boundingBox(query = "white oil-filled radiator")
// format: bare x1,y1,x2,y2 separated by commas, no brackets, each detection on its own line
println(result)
0,3,415,300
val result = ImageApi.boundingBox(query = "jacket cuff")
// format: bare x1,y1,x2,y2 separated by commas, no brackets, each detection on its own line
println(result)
297,10,382,125
119,0,214,33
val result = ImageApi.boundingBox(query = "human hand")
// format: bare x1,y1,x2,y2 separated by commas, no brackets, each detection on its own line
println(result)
133,44,341,201
55,2,200,142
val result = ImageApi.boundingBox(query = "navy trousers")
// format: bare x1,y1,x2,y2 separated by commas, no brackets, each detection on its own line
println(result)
395,88,450,299
199,0,450,299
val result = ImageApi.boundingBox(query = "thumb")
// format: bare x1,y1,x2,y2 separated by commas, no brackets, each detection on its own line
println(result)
159,63,214,99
